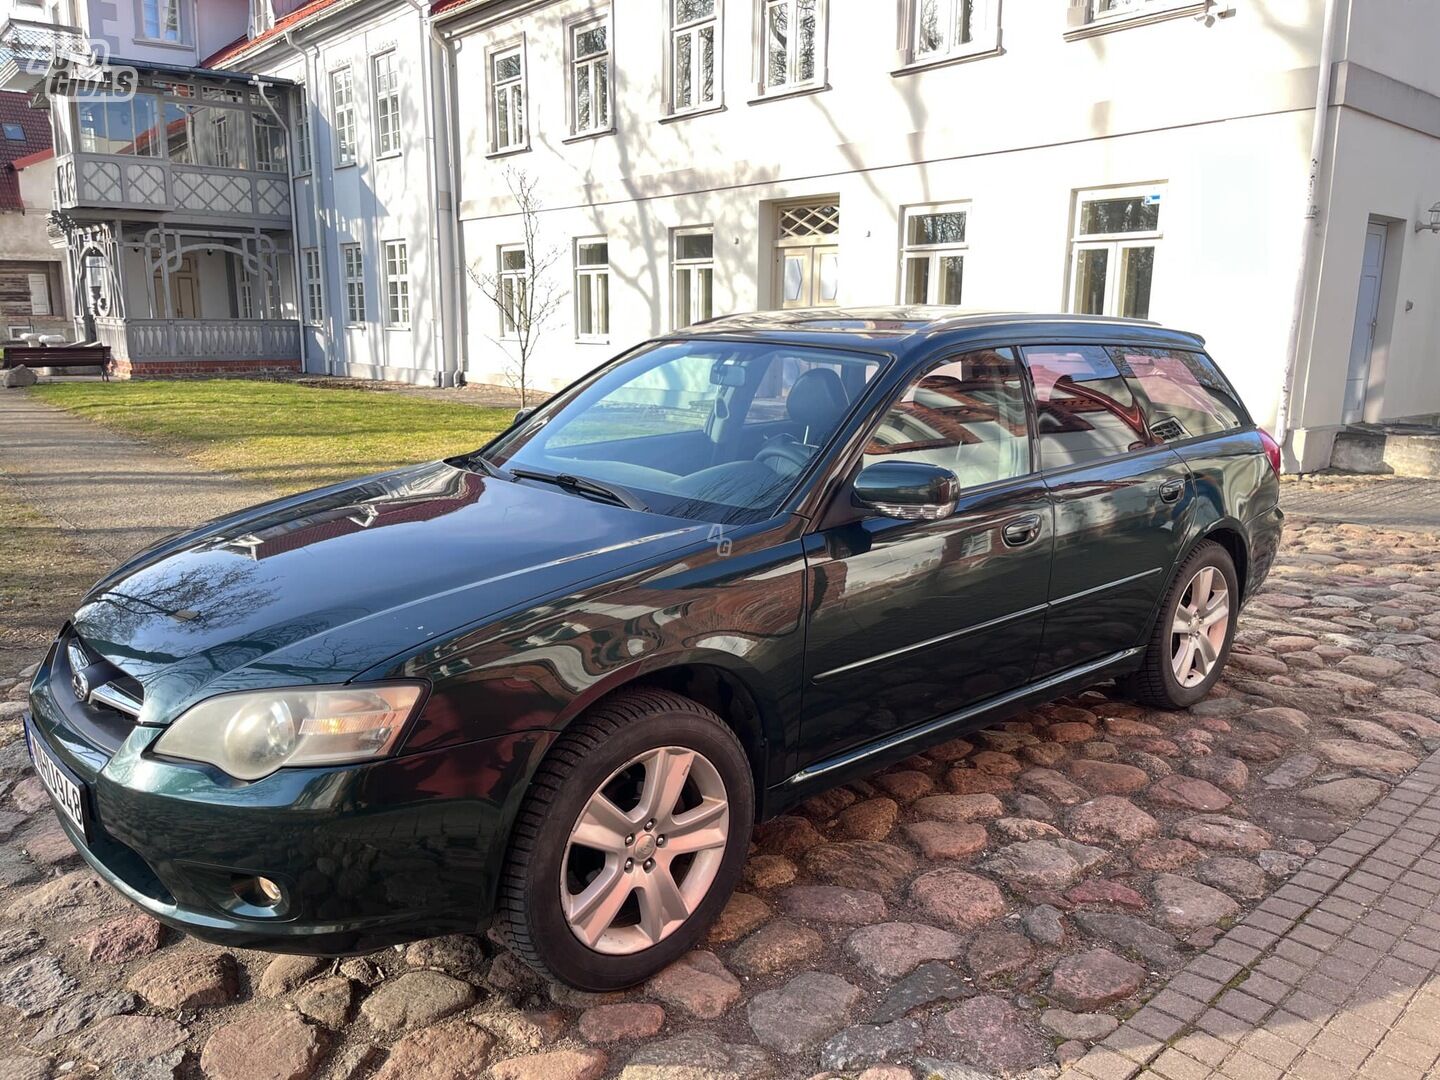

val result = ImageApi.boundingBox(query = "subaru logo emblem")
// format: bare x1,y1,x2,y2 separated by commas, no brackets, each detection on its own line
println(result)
71,668,89,703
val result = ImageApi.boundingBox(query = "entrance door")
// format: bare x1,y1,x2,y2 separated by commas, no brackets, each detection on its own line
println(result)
774,200,840,309
1343,222,1387,424
154,255,199,319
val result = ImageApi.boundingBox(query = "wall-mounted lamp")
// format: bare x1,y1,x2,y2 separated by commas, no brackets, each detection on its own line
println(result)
1416,203,1440,234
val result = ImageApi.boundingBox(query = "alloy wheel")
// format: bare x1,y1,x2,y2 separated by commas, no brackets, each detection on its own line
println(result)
1170,565,1230,688
561,746,730,955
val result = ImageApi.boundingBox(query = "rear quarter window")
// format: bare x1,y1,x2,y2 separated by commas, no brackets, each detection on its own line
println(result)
1111,347,1246,443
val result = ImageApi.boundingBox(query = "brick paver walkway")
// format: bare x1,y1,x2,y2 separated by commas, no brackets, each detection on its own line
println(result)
1062,748,1440,1080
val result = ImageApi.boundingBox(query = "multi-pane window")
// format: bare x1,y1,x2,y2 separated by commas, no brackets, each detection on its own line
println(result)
491,46,526,152
142,0,182,41
571,17,611,135
672,228,714,328
671,0,718,113
761,0,820,92
911,0,989,60
901,204,967,306
331,67,356,166
302,248,323,325
498,245,526,337
383,240,410,327
252,113,287,172
75,92,161,156
293,86,312,173
342,243,365,325
575,239,610,340
372,51,401,156
1070,186,1163,320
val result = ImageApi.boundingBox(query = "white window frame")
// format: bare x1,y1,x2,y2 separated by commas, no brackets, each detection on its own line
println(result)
330,67,357,167
900,0,1001,70
372,50,401,157
1067,183,1165,319
755,0,827,98
302,248,323,325
668,0,721,116
1065,0,1213,39
293,85,312,174
252,112,286,173
568,13,613,138
671,226,715,329
574,237,611,342
342,243,365,326
138,0,185,44
489,40,528,154
899,201,969,306
497,244,526,339
383,239,410,328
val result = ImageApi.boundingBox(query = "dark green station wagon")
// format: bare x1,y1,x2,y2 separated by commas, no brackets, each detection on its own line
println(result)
25,308,1283,989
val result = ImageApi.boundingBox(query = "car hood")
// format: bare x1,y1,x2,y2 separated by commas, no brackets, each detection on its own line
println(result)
72,460,706,724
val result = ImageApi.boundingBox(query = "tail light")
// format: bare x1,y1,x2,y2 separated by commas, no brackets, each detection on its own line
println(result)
1258,429,1282,474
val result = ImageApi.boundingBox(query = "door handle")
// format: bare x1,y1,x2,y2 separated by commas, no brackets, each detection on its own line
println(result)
1159,478,1185,504
1002,515,1042,547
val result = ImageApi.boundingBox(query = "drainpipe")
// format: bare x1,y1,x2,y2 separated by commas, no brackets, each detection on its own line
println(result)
282,29,335,376
1274,0,1343,466
251,73,308,374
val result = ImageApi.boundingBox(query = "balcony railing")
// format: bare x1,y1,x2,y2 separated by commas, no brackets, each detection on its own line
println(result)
0,17,89,92
56,153,292,221
95,317,301,363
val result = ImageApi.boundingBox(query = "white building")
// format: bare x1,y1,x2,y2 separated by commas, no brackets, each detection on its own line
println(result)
434,0,1440,471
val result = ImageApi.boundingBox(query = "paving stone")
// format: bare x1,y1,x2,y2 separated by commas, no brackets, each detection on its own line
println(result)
1018,767,1090,805
491,1049,608,1080
1229,730,1291,761
1264,753,1321,789
68,913,164,965
69,1015,187,1067
474,1008,568,1049
403,934,487,979
1151,872,1241,933
359,970,476,1032
983,839,1083,888
945,766,1013,794
645,951,741,1019
1316,738,1418,777
578,1003,665,1043
993,816,1061,841
966,928,1035,981
818,1019,924,1070
746,970,862,1053
1299,777,1391,813
844,922,965,979
910,867,1006,929
1068,796,1161,843
802,840,917,893
4,868,120,923
1041,1008,1120,1042
925,993,1052,1075
913,793,1005,822
1133,838,1203,872
837,797,900,840
1071,911,1184,969
1246,707,1311,739
753,815,825,857
1333,717,1414,751
0,953,77,1016
706,891,771,944
200,1010,329,1080
1023,903,1066,946
1172,814,1273,853
0,846,40,888
1372,710,1440,739
294,976,356,1028
17,817,80,868
1007,793,1056,821
1069,760,1150,794
1047,948,1145,1009
874,769,936,802
728,917,821,976
112,1048,184,1080
742,853,796,889
259,954,327,997
1147,774,1234,811
0,927,42,964
779,884,886,924
869,960,973,1023
1064,878,1147,910
903,819,988,859
618,1033,771,1080
29,988,137,1045
1196,856,1269,900
372,1018,495,1080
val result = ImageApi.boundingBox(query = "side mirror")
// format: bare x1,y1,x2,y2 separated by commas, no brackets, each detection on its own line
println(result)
852,461,960,521
513,407,534,424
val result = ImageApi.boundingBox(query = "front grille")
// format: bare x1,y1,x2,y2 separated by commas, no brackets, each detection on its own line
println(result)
54,626,144,753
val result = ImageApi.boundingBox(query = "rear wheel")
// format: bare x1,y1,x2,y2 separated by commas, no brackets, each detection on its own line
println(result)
1123,540,1238,708
496,688,753,990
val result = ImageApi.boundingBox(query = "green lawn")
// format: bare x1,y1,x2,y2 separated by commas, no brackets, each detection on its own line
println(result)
30,381,514,494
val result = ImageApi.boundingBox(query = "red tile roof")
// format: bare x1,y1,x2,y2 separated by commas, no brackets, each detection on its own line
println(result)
429,0,478,17
201,0,346,66
0,91,52,211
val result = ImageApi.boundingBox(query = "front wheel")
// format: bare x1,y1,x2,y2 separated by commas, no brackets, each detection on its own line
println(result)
495,688,754,990
1123,540,1239,709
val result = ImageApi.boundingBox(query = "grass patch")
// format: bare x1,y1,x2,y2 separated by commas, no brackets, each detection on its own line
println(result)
30,380,514,494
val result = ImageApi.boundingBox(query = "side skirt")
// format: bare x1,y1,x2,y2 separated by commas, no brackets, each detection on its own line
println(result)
765,646,1146,816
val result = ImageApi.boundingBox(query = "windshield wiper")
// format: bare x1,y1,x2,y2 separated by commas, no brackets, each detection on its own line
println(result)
509,468,649,512
452,451,510,480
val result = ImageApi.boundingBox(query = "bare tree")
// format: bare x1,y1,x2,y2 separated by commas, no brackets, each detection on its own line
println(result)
466,167,566,407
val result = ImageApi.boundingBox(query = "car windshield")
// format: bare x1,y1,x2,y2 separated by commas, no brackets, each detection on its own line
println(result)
484,339,885,523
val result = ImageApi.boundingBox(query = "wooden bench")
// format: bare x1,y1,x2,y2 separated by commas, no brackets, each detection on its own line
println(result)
1,345,113,380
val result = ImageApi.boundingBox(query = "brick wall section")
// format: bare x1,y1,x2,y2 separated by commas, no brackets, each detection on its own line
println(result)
112,358,303,378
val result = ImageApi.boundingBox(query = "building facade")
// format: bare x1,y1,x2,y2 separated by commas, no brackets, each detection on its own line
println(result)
434,0,1440,471
0,88,68,339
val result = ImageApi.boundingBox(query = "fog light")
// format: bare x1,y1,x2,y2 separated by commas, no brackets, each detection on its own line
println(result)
232,874,284,908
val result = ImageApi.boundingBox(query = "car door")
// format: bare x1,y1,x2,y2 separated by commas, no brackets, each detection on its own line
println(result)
1023,343,1192,678
797,347,1054,770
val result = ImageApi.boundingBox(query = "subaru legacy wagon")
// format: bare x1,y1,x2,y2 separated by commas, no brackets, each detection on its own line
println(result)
25,308,1282,989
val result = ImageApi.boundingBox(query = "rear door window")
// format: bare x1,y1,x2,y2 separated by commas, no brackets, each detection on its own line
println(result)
1023,345,1155,469
1110,347,1246,442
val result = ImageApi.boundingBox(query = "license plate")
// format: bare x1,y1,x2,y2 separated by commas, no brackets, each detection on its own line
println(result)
26,723,90,843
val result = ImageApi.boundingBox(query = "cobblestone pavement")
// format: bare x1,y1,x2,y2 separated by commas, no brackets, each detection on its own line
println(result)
1,466,1438,1077
1281,474,1440,529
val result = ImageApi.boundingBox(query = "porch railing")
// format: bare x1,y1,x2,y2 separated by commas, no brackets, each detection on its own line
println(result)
95,317,301,362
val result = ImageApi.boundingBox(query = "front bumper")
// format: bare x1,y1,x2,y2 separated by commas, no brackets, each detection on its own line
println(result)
24,642,554,954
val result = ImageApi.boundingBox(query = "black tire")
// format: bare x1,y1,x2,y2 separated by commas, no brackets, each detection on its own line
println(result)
1122,540,1239,709
495,688,754,990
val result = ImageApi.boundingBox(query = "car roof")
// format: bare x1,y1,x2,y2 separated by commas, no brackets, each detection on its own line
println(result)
677,306,1207,355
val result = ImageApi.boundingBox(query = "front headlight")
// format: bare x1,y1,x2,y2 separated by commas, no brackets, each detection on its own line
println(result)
152,683,426,781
